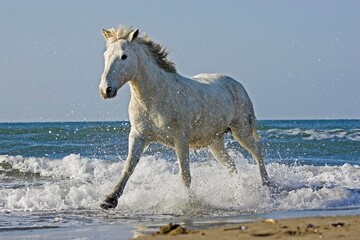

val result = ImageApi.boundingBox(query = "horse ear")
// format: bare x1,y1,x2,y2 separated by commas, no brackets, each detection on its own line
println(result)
102,29,112,40
129,29,139,42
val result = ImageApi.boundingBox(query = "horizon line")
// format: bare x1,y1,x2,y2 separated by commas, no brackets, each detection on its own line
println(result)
1,118,359,124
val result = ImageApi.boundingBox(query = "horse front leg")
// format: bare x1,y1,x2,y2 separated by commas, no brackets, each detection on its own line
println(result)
174,134,191,189
100,130,146,209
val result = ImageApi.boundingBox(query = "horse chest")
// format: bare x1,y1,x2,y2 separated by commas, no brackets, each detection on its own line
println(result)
129,110,177,145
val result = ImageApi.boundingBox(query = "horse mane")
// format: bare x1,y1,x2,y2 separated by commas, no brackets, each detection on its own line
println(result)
105,26,177,73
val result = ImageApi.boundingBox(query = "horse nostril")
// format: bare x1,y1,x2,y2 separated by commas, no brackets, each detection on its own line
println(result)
106,87,112,95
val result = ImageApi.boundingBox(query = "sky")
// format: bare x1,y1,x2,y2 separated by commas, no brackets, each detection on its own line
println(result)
0,0,359,122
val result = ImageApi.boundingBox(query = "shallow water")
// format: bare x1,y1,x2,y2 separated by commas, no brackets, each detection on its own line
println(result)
0,120,359,237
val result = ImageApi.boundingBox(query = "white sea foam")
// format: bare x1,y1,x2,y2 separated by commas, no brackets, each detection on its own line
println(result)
0,154,359,215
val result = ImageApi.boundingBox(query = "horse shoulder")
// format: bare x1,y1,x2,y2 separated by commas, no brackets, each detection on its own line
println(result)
128,90,179,139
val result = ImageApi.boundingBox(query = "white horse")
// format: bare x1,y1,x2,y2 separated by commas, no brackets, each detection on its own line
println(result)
99,26,270,209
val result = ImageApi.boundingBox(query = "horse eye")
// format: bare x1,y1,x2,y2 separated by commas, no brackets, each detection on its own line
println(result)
121,54,127,60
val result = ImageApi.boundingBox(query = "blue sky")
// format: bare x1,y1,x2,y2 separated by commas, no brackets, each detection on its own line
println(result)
0,0,359,122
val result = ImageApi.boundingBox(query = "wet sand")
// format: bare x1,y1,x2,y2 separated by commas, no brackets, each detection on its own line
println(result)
136,215,360,240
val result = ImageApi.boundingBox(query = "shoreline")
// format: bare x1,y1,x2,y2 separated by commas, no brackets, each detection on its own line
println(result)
1,210,360,239
136,215,360,239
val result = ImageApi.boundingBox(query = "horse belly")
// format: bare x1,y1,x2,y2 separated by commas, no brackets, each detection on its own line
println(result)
187,109,232,147
135,115,229,148
188,133,224,148
187,91,234,147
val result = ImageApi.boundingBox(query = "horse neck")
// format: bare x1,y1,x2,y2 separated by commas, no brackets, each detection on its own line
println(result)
129,46,177,105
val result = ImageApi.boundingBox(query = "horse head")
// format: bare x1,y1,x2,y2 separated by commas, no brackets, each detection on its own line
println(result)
99,28,139,99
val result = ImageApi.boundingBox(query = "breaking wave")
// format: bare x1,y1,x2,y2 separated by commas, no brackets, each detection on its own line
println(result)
1,153,359,216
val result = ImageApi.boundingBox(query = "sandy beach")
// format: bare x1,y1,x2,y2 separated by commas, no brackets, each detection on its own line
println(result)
137,215,360,240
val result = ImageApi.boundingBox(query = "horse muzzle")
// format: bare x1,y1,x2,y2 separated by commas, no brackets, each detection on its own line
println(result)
100,86,117,99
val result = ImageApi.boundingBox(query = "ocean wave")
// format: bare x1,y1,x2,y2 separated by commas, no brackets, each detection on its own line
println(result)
263,128,360,141
1,154,359,215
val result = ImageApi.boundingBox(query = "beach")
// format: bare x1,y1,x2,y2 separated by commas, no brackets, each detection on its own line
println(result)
138,215,360,240
1,211,359,240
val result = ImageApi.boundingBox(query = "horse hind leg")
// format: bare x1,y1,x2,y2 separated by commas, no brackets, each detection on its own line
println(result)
230,121,270,186
208,136,237,174
174,134,191,189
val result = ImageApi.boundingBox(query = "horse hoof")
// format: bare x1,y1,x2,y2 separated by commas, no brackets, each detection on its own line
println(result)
100,196,118,210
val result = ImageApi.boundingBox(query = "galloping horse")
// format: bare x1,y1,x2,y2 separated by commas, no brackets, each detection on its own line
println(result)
99,26,270,209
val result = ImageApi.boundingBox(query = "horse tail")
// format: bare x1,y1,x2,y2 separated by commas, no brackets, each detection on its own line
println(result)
248,112,259,142
253,124,260,142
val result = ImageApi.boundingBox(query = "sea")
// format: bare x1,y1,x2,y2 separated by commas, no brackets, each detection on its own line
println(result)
0,120,359,239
